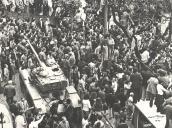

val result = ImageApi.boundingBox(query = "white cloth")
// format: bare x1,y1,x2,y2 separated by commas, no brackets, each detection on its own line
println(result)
57,104,65,113
157,84,166,95
29,115,45,128
75,13,82,23
88,62,95,69
82,99,91,112
141,50,149,63
108,37,115,46
128,96,133,103
112,81,118,93
15,115,26,128
79,78,86,90
47,0,52,7
82,118,89,128
124,82,132,90
80,0,87,8
109,16,116,27
103,46,108,60
2,0,9,7
4,67,9,79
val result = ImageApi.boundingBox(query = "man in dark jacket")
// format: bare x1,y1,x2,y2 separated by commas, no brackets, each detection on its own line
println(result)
9,99,19,117
3,80,16,104
130,68,143,103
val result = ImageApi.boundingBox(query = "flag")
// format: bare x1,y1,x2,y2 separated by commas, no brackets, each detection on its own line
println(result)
2,0,10,8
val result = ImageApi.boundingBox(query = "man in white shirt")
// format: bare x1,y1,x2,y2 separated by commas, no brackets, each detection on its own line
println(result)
108,34,115,59
15,112,26,128
82,94,91,117
82,99,91,112
29,115,45,128
17,98,29,113
141,48,150,64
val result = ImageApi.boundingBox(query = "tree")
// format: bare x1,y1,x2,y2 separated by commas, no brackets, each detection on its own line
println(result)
109,0,171,47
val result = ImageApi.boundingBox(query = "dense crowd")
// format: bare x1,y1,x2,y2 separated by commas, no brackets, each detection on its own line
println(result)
1,0,172,128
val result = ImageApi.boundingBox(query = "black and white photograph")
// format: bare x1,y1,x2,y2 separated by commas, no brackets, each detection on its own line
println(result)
0,0,172,128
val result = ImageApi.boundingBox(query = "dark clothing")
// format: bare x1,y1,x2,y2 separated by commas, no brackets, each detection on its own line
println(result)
147,92,156,107
155,94,164,113
65,105,74,123
97,90,106,102
130,73,143,89
105,87,114,107
9,103,19,116
141,70,153,88
112,102,121,112
117,123,128,128
130,73,143,103
4,85,16,97
89,113,97,125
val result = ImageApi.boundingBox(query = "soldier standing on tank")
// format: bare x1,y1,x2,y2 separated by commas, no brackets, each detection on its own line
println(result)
3,80,16,104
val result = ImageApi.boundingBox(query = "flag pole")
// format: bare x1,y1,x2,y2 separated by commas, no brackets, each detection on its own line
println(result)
104,0,108,35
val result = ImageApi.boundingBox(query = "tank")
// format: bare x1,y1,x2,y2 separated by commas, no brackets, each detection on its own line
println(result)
27,39,68,93
19,39,68,113
18,39,82,128
30,62,68,93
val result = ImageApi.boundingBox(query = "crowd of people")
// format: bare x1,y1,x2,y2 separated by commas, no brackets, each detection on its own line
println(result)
1,0,172,128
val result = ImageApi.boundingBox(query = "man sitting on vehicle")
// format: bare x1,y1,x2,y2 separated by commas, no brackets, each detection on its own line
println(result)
17,98,29,113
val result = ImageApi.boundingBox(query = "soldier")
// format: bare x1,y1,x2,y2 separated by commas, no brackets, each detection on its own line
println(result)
17,98,29,113
3,80,16,104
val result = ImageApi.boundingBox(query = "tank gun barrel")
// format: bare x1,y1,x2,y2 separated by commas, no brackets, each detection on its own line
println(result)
26,39,46,68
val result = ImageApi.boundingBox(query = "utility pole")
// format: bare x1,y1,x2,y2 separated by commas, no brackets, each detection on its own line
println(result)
104,0,108,34
169,0,172,41
0,112,4,128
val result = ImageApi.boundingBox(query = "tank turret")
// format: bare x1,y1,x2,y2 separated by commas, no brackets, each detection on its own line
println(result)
26,39,68,93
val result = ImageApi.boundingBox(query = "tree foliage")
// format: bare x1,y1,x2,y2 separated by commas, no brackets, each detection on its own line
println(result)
109,0,171,45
